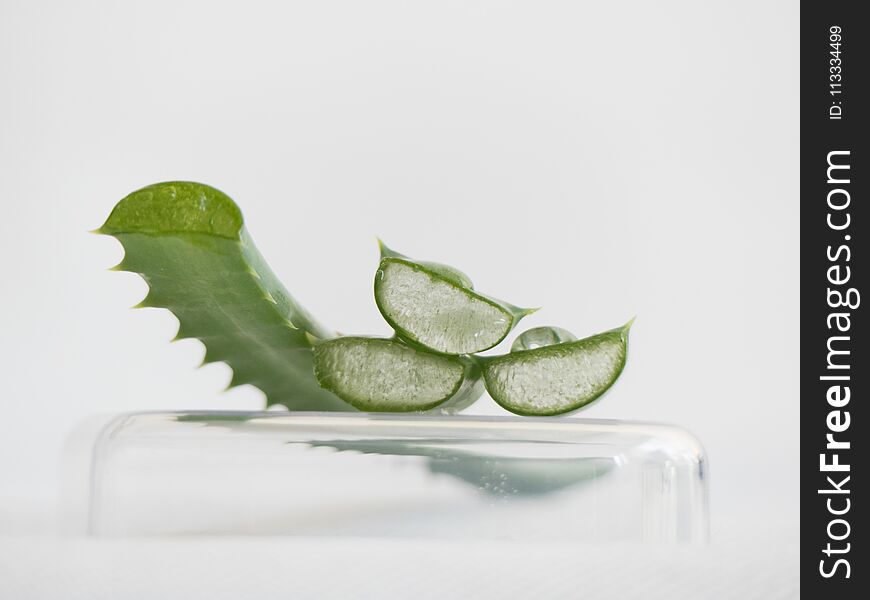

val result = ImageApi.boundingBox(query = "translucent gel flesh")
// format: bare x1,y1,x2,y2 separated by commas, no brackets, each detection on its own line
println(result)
314,338,464,410
485,334,626,414
377,261,510,354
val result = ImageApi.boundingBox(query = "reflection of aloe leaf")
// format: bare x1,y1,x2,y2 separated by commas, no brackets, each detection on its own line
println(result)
176,413,259,424
309,439,614,496
174,416,613,496
429,456,612,496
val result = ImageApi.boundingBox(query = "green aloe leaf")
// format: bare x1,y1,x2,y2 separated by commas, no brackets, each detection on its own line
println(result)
481,321,633,416
313,337,483,412
98,181,352,411
374,241,536,355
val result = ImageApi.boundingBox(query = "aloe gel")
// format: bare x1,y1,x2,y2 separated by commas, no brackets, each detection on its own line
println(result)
374,242,535,355
313,337,483,412
482,322,632,416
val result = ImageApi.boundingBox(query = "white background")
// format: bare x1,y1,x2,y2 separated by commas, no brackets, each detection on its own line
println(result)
1,0,798,594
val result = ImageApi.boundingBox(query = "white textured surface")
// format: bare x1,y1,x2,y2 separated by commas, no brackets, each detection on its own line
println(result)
0,498,798,599
0,492,799,599
0,533,798,600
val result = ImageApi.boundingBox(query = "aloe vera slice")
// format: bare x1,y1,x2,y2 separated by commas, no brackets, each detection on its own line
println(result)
98,181,352,411
482,322,632,416
374,242,535,355
313,337,483,412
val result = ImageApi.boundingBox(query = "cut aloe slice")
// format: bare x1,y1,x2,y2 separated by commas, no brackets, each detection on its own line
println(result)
313,337,483,412
374,243,535,355
481,322,632,416
98,181,352,411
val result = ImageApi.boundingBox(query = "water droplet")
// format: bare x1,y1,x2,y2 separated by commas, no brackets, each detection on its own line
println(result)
512,326,577,351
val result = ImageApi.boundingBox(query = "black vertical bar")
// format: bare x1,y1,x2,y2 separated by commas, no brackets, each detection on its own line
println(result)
802,2,867,596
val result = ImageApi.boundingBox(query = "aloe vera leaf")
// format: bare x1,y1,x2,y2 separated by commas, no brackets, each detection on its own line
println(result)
98,181,352,411
373,242,536,355
308,438,614,496
481,320,633,416
313,337,483,412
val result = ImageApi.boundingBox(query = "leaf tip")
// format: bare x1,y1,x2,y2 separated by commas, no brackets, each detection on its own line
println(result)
376,239,403,259
227,372,253,390
171,324,192,343
508,305,540,321
132,291,159,309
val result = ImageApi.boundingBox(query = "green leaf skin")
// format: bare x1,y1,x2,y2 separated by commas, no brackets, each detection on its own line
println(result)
373,242,537,355
98,181,353,411
481,321,633,416
313,337,483,412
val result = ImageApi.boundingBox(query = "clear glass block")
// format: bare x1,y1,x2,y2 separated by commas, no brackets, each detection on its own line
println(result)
76,411,709,542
